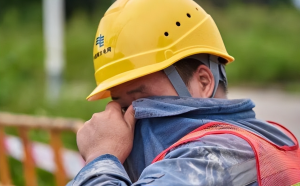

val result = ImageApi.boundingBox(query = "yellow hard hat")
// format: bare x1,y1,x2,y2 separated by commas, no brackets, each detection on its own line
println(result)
87,0,234,101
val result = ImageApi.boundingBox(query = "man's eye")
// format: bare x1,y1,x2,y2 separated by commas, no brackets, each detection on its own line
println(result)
122,107,129,113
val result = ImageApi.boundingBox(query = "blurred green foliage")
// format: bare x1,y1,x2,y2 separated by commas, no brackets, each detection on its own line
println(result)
207,4,300,86
0,3,109,185
0,1,300,185
1,2,299,116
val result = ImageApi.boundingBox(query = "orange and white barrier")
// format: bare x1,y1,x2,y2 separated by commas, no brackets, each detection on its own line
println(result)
4,135,84,179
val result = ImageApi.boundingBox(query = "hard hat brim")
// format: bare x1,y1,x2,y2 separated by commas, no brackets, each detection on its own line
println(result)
87,48,234,101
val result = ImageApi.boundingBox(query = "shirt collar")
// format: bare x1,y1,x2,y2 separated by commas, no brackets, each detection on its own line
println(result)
132,96,255,119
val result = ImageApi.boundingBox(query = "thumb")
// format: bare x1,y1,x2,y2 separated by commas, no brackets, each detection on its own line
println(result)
124,105,136,129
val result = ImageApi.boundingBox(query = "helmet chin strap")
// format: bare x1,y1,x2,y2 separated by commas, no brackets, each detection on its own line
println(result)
164,54,227,98
164,65,192,97
209,55,221,98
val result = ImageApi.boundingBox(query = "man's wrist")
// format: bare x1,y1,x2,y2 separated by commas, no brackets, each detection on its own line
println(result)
86,154,121,165
73,154,131,186
85,153,118,165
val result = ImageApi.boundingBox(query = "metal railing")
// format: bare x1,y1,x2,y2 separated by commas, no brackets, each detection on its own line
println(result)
0,112,84,186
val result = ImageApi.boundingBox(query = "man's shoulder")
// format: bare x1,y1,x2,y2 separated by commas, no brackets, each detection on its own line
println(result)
158,133,258,186
165,133,255,167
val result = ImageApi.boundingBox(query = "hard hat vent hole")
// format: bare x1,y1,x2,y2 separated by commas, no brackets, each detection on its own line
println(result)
176,22,181,26
196,8,198,11
164,32,169,36
187,13,191,18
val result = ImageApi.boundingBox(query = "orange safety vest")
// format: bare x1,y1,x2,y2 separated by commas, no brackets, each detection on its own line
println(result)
152,121,300,186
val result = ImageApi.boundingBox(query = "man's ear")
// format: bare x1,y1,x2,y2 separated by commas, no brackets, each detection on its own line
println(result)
190,64,214,98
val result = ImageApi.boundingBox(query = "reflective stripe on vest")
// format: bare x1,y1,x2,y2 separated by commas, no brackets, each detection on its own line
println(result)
152,121,300,186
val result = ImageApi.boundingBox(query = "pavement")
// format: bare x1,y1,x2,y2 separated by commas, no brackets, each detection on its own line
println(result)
229,88,300,141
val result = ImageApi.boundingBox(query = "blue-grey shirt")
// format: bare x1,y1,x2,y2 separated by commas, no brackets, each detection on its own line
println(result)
68,97,294,186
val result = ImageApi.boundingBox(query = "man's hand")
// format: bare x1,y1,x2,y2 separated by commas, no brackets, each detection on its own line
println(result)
77,102,136,164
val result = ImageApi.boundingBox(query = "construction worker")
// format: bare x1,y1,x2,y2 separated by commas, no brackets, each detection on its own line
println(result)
68,0,300,185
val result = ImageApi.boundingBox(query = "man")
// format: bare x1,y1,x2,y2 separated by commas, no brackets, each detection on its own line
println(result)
69,0,300,185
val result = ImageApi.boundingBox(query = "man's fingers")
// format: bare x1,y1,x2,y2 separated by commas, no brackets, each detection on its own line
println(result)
105,101,122,112
124,105,136,128
105,102,136,129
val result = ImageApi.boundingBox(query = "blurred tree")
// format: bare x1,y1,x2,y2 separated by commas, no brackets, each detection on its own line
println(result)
242,0,290,5
0,0,41,19
0,0,112,21
197,0,291,7
0,0,293,20
65,0,95,19
65,0,112,19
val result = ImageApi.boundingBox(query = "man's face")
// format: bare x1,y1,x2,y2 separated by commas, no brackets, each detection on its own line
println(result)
110,71,177,110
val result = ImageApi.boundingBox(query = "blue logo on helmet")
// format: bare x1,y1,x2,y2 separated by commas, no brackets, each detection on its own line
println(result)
96,34,104,47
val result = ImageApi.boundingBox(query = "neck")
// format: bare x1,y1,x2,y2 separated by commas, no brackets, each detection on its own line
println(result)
213,85,227,99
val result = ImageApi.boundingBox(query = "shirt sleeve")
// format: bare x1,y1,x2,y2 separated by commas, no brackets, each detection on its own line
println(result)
69,134,258,186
